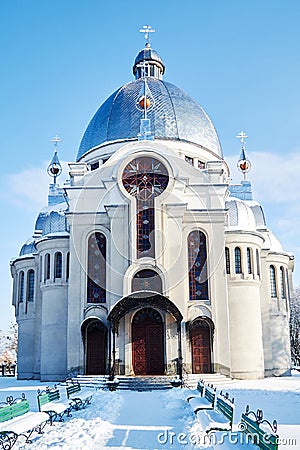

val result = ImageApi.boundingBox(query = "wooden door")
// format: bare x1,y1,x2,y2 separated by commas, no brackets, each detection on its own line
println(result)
132,308,164,375
86,320,106,375
191,321,212,373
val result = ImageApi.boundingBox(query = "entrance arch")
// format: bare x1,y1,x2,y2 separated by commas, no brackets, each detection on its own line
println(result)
132,308,164,375
82,319,107,375
190,318,213,373
108,293,183,379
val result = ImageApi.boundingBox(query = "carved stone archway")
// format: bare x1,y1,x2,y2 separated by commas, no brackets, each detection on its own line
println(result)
108,293,183,379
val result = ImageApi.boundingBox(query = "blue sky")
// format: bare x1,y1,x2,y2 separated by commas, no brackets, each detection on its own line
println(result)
0,0,299,329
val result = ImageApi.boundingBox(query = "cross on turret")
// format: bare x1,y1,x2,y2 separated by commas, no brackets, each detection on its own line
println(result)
236,131,248,145
48,135,62,184
236,131,251,180
139,25,155,47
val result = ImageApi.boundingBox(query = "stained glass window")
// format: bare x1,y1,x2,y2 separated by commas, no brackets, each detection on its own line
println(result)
45,253,50,281
188,230,208,300
87,233,106,303
122,156,169,258
27,270,35,302
280,266,286,299
256,249,260,277
19,271,24,303
54,252,62,278
225,247,230,274
270,265,277,298
235,247,242,274
66,252,70,281
247,247,252,274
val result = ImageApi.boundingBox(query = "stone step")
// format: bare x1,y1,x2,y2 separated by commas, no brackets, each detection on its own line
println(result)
183,373,235,389
114,375,173,391
69,373,234,391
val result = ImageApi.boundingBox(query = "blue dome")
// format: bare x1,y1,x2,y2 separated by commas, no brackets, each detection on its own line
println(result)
77,78,222,161
19,239,37,256
42,211,69,236
133,48,165,76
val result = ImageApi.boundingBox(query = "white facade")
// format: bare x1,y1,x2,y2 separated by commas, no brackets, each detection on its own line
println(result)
10,44,294,381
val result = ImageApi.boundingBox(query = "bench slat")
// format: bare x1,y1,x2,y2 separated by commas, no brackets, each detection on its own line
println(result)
241,414,278,450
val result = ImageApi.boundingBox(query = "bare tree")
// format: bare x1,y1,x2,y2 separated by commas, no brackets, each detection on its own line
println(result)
8,322,18,355
290,287,300,367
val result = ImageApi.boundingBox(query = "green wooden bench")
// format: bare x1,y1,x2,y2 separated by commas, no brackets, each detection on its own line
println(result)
239,405,279,450
0,394,49,449
65,381,94,410
37,386,72,425
188,382,216,412
195,391,235,433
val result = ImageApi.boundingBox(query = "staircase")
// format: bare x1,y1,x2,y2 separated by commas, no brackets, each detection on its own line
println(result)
182,373,234,389
113,375,173,391
69,375,108,389
69,373,234,391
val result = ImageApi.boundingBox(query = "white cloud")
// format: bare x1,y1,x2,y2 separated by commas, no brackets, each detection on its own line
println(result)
2,161,70,211
227,150,300,285
227,151,300,204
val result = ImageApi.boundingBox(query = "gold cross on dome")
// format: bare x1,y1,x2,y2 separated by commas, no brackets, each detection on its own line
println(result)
236,131,248,145
139,25,155,44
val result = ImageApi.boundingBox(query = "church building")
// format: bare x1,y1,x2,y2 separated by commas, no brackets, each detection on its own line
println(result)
10,32,294,381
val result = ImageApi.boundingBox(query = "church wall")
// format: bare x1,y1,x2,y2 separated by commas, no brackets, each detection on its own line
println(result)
225,232,265,379
37,237,69,381
40,284,68,380
67,218,94,376
261,252,292,376
11,256,40,379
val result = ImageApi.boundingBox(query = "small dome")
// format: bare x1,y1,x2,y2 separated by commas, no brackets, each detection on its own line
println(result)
42,210,69,236
133,47,165,79
263,231,283,252
19,239,37,256
35,212,47,232
247,201,266,229
77,78,222,161
226,198,257,231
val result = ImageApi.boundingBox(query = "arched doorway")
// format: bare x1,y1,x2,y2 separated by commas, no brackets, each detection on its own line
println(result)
190,318,213,374
132,308,164,375
82,319,107,375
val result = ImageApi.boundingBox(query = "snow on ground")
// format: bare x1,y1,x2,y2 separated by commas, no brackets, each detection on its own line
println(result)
0,374,299,449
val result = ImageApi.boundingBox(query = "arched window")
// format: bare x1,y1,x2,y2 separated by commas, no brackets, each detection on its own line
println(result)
270,265,277,298
18,271,24,303
122,156,169,259
225,247,230,274
45,253,50,281
27,270,35,302
132,269,162,293
247,248,252,274
280,266,286,299
66,252,70,281
54,252,62,278
256,249,260,277
39,256,43,282
188,230,208,300
234,247,242,274
87,232,106,303
286,268,290,300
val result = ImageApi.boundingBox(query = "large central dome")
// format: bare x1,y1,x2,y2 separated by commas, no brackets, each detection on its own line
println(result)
77,48,222,161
